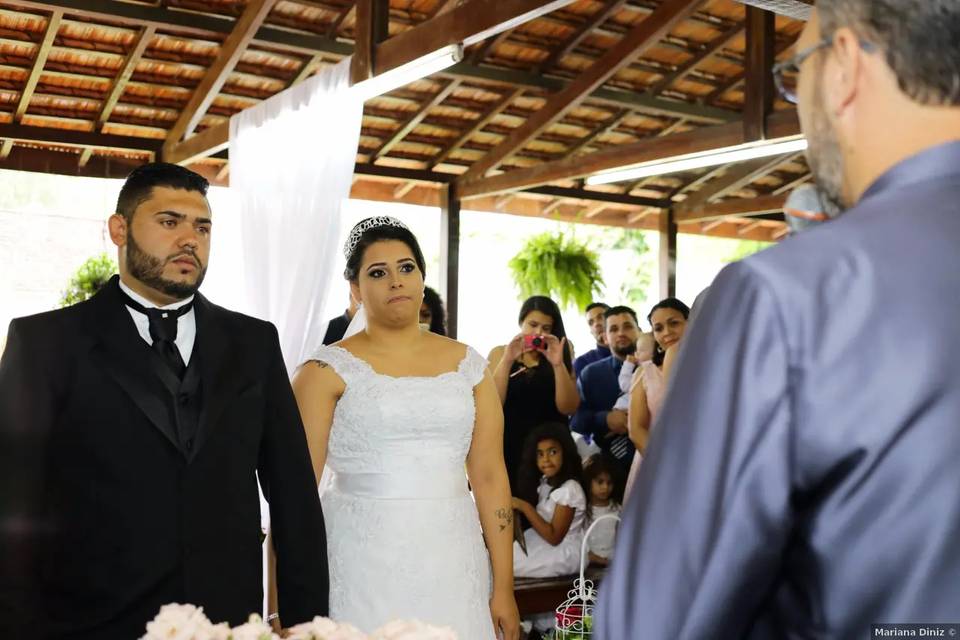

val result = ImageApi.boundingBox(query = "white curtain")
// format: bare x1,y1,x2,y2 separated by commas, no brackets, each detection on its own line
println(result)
228,58,362,374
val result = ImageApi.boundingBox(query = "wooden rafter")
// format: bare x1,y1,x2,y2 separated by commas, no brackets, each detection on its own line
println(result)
327,2,356,37
737,219,765,235
563,109,631,157
646,21,742,96
351,0,389,84
705,35,793,104
96,25,155,130
457,110,800,197
428,87,524,169
163,0,276,153
374,0,578,76
14,10,63,122
673,192,787,222
290,53,325,86
676,152,796,213
460,0,701,180
537,0,629,73
427,0,461,19
372,79,460,161
0,140,13,160
772,170,810,194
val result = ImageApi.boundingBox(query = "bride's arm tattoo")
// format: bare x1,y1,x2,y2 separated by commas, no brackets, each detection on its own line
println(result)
312,360,329,369
495,508,514,532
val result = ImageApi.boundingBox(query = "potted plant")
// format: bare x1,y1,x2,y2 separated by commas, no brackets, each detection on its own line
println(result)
508,232,603,310
60,253,117,307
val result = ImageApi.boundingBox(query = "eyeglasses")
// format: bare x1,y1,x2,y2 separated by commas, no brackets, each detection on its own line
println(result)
772,36,877,104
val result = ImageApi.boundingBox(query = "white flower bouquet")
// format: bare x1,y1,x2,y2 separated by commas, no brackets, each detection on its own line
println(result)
141,604,457,640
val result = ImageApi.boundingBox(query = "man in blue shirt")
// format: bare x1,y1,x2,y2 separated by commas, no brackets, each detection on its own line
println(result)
571,305,640,472
598,1,960,636
573,302,610,380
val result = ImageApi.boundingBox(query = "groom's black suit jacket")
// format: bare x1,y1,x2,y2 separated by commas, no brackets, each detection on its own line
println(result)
0,276,328,639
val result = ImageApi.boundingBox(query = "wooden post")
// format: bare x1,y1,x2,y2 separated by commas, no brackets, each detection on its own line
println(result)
440,183,461,339
658,207,677,300
743,5,775,141
351,0,390,85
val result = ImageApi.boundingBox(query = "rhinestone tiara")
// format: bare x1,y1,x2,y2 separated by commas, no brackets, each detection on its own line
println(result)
343,216,410,260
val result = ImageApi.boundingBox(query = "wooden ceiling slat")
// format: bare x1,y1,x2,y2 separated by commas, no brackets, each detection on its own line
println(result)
14,10,62,121
459,0,701,180
646,20,742,96
164,0,276,150
96,25,154,129
674,191,787,222
427,86,522,170
458,110,800,197
372,78,459,161
538,0,629,73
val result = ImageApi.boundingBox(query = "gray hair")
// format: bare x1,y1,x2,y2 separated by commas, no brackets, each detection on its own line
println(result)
817,0,960,106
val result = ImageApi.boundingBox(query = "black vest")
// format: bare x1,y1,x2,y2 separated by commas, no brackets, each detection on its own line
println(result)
139,335,203,457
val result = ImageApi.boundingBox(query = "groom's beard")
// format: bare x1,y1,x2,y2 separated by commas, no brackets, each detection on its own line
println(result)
126,229,206,299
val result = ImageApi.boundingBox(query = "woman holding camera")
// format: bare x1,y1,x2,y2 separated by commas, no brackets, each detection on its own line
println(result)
488,296,579,490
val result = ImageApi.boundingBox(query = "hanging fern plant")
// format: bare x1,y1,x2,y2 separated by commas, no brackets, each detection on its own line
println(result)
60,253,117,308
508,231,604,310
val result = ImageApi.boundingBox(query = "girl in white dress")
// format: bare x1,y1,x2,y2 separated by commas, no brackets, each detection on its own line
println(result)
511,423,586,579
288,217,519,640
581,454,624,567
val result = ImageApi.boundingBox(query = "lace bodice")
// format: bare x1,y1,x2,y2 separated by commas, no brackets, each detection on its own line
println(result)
309,344,487,477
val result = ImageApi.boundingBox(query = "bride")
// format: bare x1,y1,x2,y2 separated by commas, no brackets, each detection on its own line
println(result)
290,217,519,639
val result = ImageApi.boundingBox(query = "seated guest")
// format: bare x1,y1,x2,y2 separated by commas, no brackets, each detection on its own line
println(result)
419,286,446,336
512,423,586,579
571,306,641,474
321,294,358,345
488,296,579,490
581,454,625,567
573,302,610,380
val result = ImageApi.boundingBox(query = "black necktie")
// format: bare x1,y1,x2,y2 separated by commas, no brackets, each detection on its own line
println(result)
119,290,194,379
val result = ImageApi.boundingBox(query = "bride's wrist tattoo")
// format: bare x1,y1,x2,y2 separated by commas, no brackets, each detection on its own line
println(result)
495,508,513,532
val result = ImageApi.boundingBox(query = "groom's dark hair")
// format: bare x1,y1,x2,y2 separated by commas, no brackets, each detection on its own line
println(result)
116,162,209,223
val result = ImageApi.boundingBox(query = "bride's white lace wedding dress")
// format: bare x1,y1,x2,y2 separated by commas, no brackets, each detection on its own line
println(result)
310,344,496,639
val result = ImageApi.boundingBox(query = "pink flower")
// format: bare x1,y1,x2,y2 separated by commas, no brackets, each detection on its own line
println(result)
370,619,458,640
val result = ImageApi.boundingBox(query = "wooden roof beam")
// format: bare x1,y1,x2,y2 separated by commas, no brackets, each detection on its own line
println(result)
676,151,796,213
646,21,742,96
163,0,276,155
460,0,701,181
372,79,460,160
428,87,523,169
537,0,629,73
674,192,787,223
0,122,162,152
374,0,579,76
14,10,62,122
458,110,800,198
97,25,156,130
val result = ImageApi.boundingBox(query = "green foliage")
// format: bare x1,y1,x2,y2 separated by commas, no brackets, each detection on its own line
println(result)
60,253,117,308
602,228,654,312
508,232,604,310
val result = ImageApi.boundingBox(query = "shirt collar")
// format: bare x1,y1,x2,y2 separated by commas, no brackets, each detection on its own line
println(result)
118,278,194,312
861,140,960,204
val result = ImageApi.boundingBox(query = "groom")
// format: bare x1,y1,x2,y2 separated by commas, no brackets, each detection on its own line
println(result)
0,163,328,638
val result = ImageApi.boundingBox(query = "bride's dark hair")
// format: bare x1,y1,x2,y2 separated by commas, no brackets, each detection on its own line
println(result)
343,218,426,282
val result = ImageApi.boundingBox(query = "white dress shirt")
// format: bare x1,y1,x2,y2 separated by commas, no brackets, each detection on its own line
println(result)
118,279,196,365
